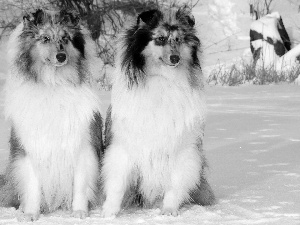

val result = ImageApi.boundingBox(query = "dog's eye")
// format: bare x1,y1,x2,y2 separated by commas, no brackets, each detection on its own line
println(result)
155,36,167,45
41,35,51,44
62,36,69,44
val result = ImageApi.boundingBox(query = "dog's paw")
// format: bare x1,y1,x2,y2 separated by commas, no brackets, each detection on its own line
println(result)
17,213,39,222
72,210,88,219
100,204,119,218
160,207,179,216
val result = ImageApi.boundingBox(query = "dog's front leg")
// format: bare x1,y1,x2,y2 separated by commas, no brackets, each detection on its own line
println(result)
15,156,41,222
161,146,202,216
101,145,131,218
72,145,99,219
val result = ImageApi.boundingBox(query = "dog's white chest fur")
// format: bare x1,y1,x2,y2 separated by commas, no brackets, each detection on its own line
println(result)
5,81,101,208
113,76,205,146
111,75,206,200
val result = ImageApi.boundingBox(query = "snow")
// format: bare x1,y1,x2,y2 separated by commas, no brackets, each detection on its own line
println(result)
0,0,300,224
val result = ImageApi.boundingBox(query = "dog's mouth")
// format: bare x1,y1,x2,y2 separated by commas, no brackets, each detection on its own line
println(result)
159,56,180,68
53,61,68,67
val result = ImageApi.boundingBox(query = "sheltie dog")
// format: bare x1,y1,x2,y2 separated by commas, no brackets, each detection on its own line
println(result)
101,6,215,217
2,9,103,221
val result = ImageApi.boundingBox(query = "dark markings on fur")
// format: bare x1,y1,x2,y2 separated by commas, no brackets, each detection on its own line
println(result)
189,136,216,206
17,30,39,81
24,8,80,28
163,24,179,31
0,175,5,187
0,174,19,208
90,112,104,159
104,105,113,149
190,175,216,206
72,32,86,58
121,10,163,88
10,127,26,160
175,6,195,27
76,56,88,83
23,9,45,27
137,9,163,29
59,9,80,27
0,127,27,209
182,27,202,88
121,26,153,88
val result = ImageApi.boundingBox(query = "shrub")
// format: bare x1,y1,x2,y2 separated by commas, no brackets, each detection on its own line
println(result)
207,60,300,86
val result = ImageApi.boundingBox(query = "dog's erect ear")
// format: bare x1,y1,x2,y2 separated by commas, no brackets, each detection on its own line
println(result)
60,10,80,27
23,9,45,27
176,5,195,27
137,9,162,28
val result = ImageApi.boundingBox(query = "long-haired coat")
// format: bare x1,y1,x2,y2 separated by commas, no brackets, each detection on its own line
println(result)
2,9,103,221
101,6,215,217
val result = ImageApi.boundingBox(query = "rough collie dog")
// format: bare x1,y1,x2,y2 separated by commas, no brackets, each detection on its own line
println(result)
2,9,103,221
101,6,215,217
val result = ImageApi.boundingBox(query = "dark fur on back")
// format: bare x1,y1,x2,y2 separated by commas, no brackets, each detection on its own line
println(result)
121,6,202,88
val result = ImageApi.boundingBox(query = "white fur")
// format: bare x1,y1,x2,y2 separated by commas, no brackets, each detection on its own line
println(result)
101,42,206,217
5,22,103,218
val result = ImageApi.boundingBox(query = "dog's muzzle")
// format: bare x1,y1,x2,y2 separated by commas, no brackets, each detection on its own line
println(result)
160,54,181,67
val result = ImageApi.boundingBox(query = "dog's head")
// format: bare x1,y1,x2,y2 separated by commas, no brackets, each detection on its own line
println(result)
121,6,201,88
14,8,90,84
22,9,83,67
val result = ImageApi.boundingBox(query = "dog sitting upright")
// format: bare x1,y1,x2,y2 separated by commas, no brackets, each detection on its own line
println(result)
2,9,103,221
101,6,215,217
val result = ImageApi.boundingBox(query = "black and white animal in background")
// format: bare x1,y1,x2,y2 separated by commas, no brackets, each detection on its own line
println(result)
1,9,103,221
250,12,291,67
101,6,215,217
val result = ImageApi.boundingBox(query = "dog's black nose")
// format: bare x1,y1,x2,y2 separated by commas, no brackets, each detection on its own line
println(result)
56,53,67,63
170,55,180,64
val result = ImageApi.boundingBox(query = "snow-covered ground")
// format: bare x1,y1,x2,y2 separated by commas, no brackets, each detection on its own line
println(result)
0,84,299,225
